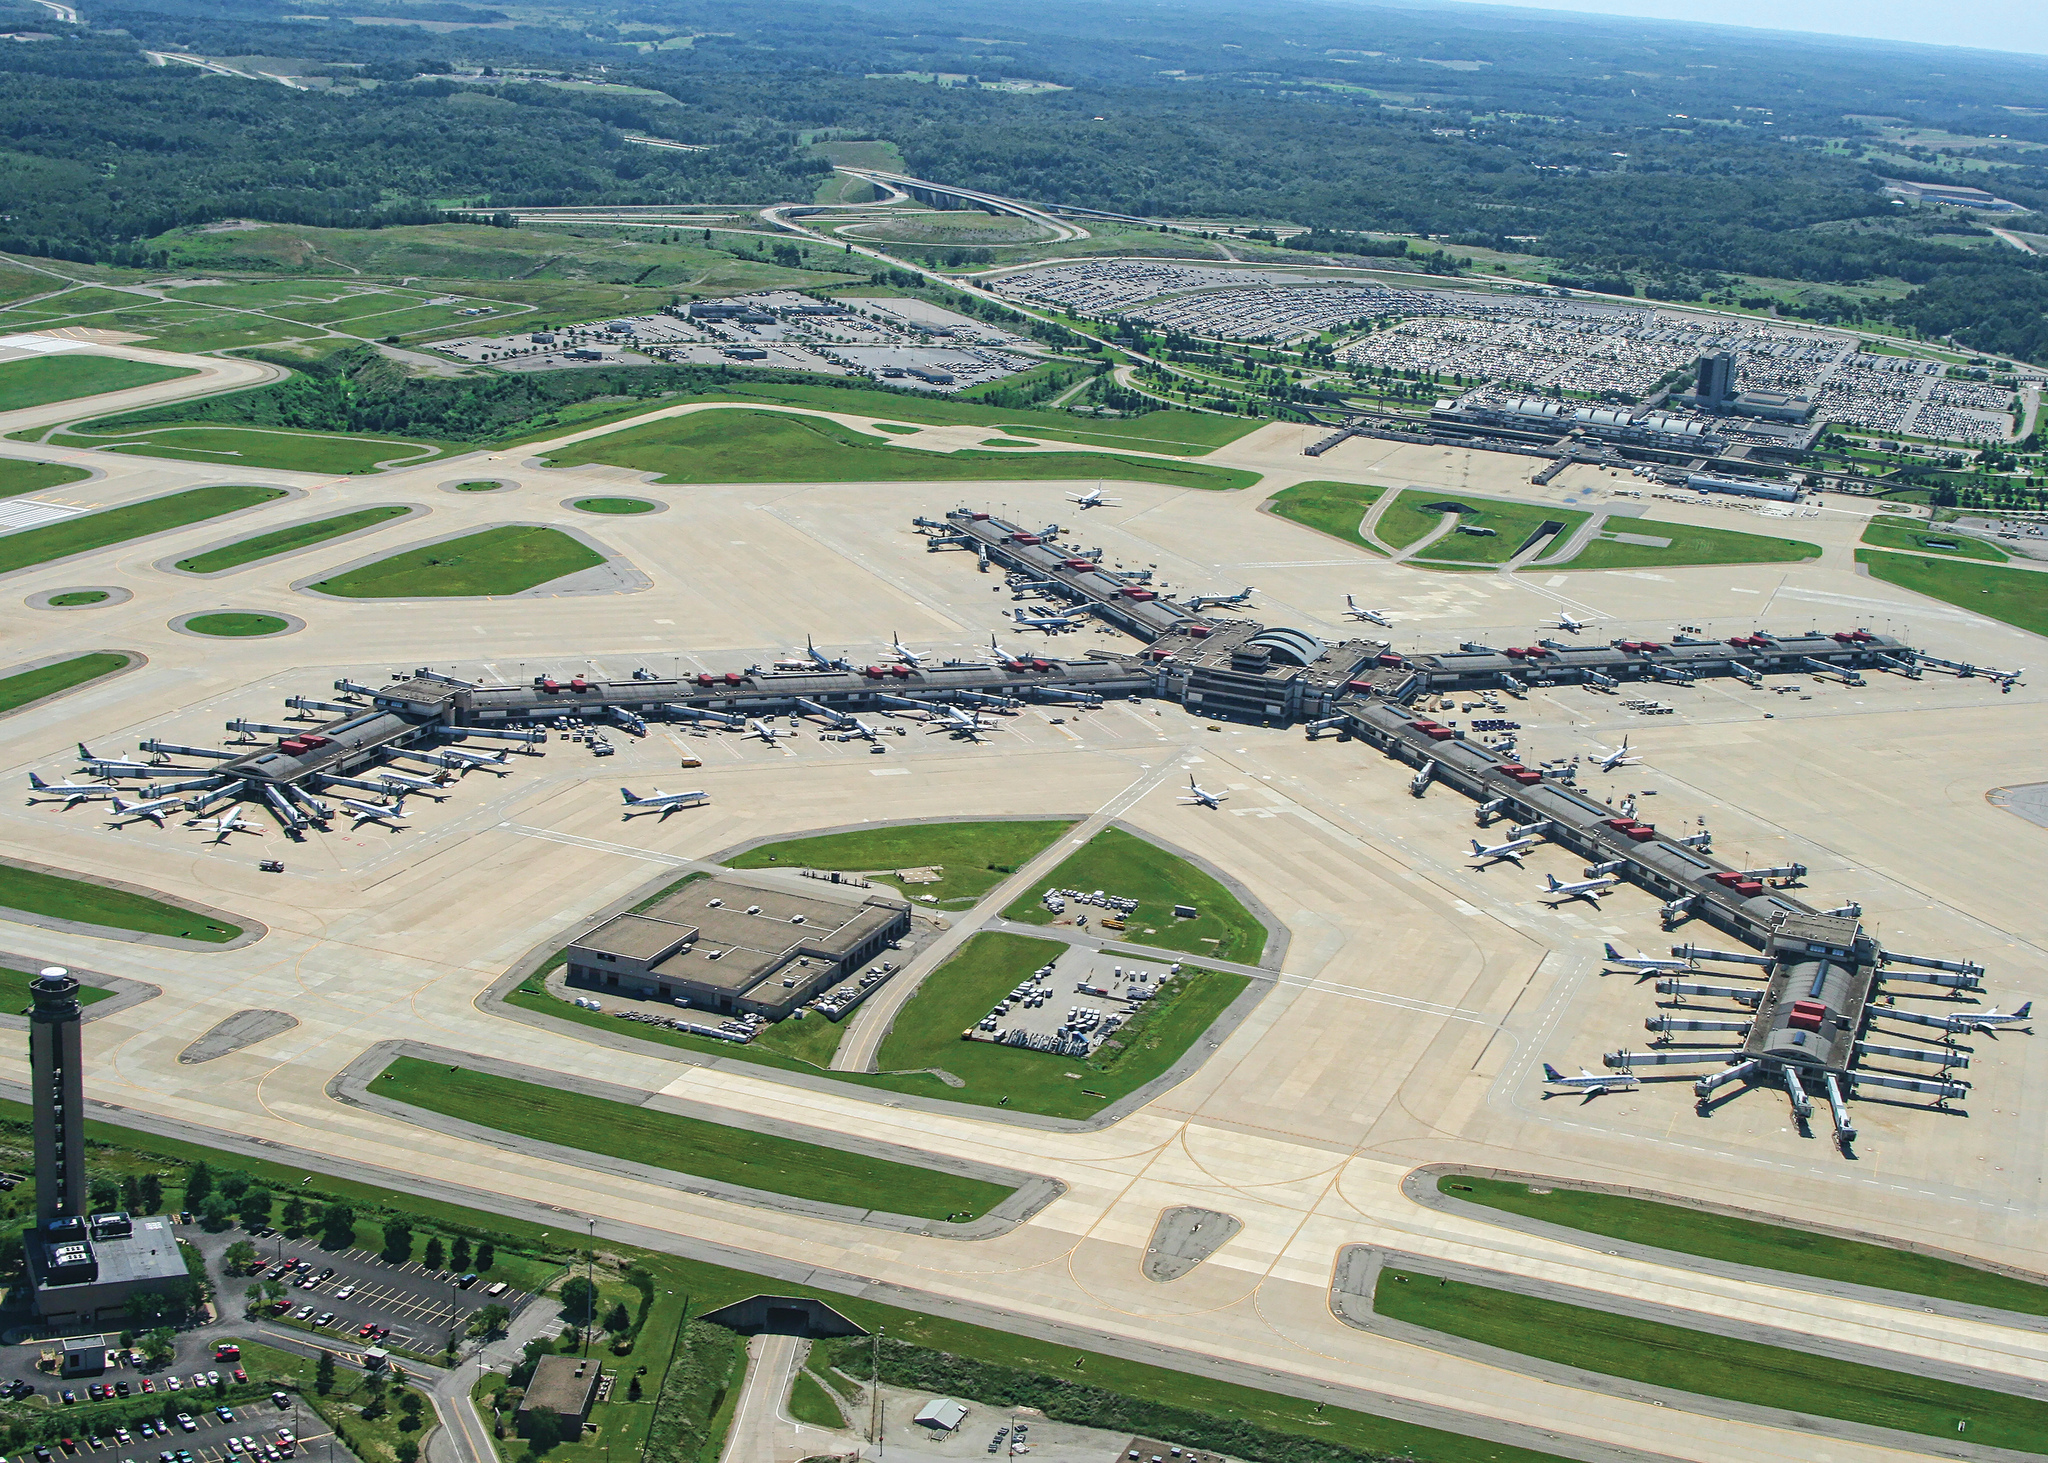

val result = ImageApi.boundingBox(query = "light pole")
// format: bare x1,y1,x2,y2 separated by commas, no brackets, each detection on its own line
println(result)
581,1219,595,1359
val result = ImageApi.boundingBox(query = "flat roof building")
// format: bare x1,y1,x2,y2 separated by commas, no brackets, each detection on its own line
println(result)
565,875,910,1018
519,1355,600,1434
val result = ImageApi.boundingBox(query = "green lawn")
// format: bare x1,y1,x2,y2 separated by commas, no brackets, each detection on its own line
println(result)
59,424,443,473
309,526,603,597
1264,480,1389,555
1861,519,2010,561
366,1055,1015,1223
1002,826,1268,963
572,496,658,513
867,931,1250,1119
0,484,285,576
0,861,242,942
726,819,1076,909
219,1340,432,1463
46,590,108,606
0,651,130,713
1440,1176,2048,1316
542,409,1259,491
175,505,413,573
1563,518,1821,570
1380,490,1591,565
747,1010,847,1068
0,964,113,1011
0,354,196,411
788,1371,846,1429
1375,1267,2048,1454
451,480,506,491
0,457,91,498
183,612,290,637
1858,549,2048,637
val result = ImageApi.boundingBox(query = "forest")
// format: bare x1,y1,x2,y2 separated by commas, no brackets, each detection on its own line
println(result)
0,0,2044,359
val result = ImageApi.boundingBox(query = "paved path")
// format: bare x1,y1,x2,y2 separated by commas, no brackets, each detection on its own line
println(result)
719,1334,849,1463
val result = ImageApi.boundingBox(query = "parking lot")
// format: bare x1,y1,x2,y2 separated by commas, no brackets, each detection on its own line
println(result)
249,1244,531,1356
30,1375,318,1463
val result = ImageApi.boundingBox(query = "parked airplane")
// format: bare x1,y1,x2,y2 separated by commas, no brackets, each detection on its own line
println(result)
371,770,451,800
341,796,410,828
1895,1002,2036,1037
1468,835,1538,866
75,743,155,779
1546,612,1595,633
108,793,187,827
1066,488,1120,509
1011,607,1084,633
1187,586,1255,611
745,719,795,745
620,786,710,818
887,633,925,668
1541,872,1618,905
187,805,261,842
803,635,854,673
1602,943,1691,975
1591,737,1642,772
1180,776,1226,809
27,772,117,806
925,705,994,742
440,747,510,775
1541,1062,1640,1097
1342,596,1392,627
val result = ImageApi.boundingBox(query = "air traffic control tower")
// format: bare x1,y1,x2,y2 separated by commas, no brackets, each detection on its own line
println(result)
29,966,86,1227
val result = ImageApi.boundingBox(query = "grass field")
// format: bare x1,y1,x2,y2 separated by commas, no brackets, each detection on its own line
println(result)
366,1055,1016,1222
1857,549,2048,637
0,458,91,499
572,496,657,513
788,1369,846,1429
1375,1266,2048,1453
1265,480,1389,554
748,1010,847,1068
866,931,1250,1119
0,651,130,713
0,861,241,942
1563,518,1821,570
726,820,1075,908
0,355,196,411
175,505,412,573
543,409,1260,491
1440,1176,2048,1315
451,480,505,491
1380,490,1591,564
46,590,107,606
0,964,112,1010
57,424,443,473
1002,826,1268,963
1861,519,2010,561
183,612,290,637
309,526,603,598
0,484,285,577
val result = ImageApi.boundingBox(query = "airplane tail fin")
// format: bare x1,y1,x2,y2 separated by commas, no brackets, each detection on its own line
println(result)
2018,1002,2033,1019
621,788,638,803
1545,874,1563,891
1603,942,1623,961
1346,595,1357,609
1542,1063,1565,1082
28,773,47,789
1471,839,1484,855
76,742,93,760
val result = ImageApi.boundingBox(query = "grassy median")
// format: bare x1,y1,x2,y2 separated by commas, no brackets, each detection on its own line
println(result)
1265,480,1389,555
0,651,130,713
0,457,91,499
0,860,242,942
309,525,602,597
0,484,286,576
0,964,113,1009
726,819,1075,908
1002,825,1267,962
0,354,196,410
176,505,412,573
1857,548,2048,637
366,1055,1016,1222
1563,518,1820,570
1861,519,2010,561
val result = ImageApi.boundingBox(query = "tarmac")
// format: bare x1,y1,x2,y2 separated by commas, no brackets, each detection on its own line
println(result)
6,347,2048,1463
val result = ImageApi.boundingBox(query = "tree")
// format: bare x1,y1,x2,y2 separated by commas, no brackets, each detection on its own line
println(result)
380,1221,413,1266
396,1444,419,1463
282,1195,309,1235
200,1195,235,1231
558,1276,598,1327
523,1410,563,1453
217,1171,252,1202
602,1302,631,1336
90,1176,120,1211
627,1375,642,1402
319,1203,355,1250
469,1304,511,1340
238,1189,273,1232
423,1237,445,1271
450,1236,472,1272
476,1241,495,1273
315,1351,336,1396
184,1162,213,1207
399,1392,424,1432
139,1174,163,1214
122,1174,142,1212
141,1328,175,1366
223,1240,260,1276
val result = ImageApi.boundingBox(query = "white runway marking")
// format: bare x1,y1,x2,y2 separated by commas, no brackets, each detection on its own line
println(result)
0,499,88,532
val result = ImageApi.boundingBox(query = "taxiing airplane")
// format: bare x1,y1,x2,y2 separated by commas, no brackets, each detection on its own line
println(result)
341,797,410,828
1541,1063,1640,1097
187,806,261,842
1592,737,1642,772
1602,943,1691,975
620,786,710,817
108,793,187,827
1546,612,1595,633
1180,776,1225,809
1468,835,1538,866
1011,607,1084,633
1066,488,1120,510
1342,596,1392,627
27,772,118,806
1186,586,1255,611
1541,872,1618,905
887,633,925,668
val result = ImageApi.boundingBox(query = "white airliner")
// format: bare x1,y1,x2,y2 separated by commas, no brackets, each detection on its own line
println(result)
1343,596,1392,627
341,796,410,827
75,743,155,779
1012,607,1083,633
188,806,261,842
1592,737,1642,772
1066,488,1119,509
27,772,117,806
1602,943,1691,975
1187,586,1255,611
1547,612,1594,633
1180,776,1225,809
1468,835,1538,866
620,787,710,817
108,793,187,827
925,705,994,742
373,771,451,800
887,633,925,668
440,747,509,774
745,719,795,744
1898,1002,2035,1036
1541,1063,1640,1096
1541,872,1618,905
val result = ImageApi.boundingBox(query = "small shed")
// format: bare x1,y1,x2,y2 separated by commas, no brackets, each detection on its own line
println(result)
914,1399,968,1432
59,1336,108,1376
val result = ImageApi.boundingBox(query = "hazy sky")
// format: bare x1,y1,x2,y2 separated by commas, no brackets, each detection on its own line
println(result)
1450,0,2048,56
